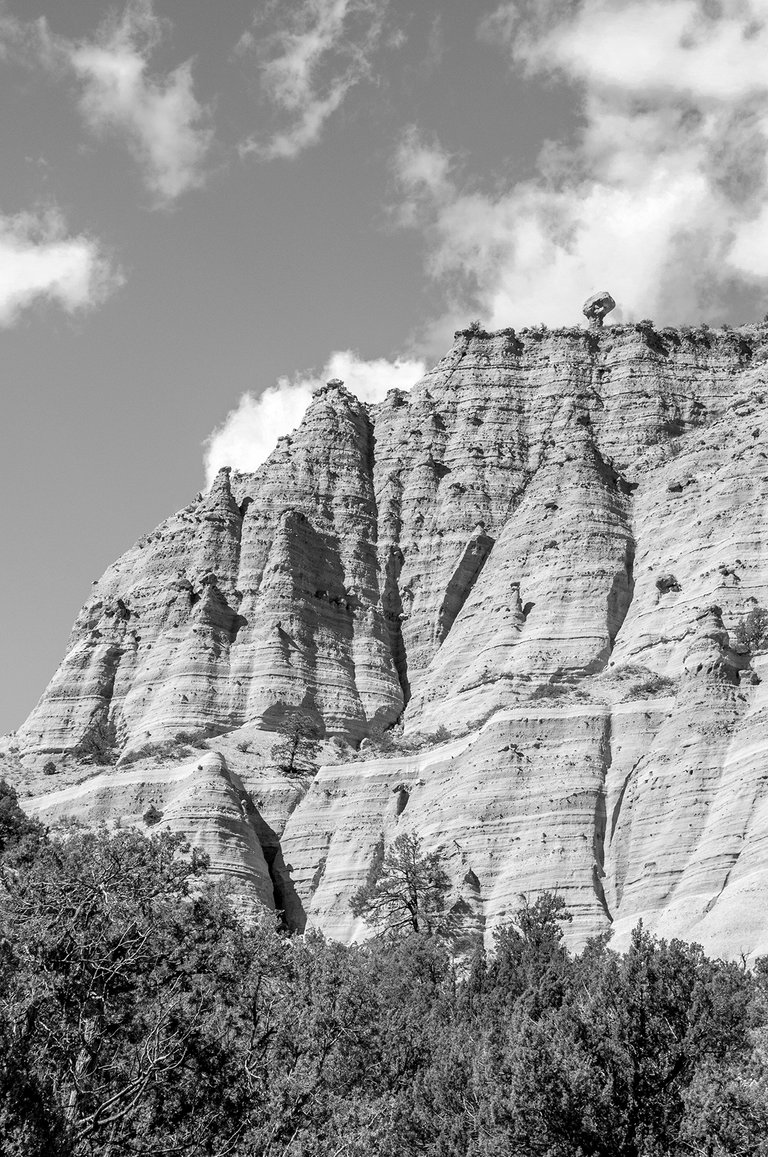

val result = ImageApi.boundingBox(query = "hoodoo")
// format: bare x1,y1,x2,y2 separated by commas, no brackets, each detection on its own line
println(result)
582,290,616,326
5,316,768,960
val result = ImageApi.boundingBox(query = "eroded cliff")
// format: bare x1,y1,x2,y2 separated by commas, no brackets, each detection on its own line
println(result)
5,320,768,958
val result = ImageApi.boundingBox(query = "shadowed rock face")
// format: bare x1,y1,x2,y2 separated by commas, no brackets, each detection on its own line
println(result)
8,323,768,960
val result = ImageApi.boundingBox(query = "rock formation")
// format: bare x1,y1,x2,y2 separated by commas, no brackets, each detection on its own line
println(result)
6,319,768,959
583,291,616,326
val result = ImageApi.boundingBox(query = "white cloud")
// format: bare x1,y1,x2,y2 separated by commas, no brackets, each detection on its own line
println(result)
239,0,388,160
67,1,212,204
395,0,768,326
507,0,768,101
204,350,426,485
0,208,120,326
3,1,212,206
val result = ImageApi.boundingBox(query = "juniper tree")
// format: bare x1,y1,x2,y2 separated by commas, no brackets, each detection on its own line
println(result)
351,832,450,936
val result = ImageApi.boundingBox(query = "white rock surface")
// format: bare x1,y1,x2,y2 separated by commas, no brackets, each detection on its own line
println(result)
7,323,768,959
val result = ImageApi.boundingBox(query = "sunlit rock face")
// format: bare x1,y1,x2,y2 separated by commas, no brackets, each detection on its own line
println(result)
8,321,768,960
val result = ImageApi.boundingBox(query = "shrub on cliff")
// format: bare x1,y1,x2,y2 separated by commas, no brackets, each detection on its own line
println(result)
458,319,491,339
734,605,768,653
628,671,677,698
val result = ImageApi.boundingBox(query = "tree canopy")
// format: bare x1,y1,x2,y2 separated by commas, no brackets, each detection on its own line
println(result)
1,782,768,1155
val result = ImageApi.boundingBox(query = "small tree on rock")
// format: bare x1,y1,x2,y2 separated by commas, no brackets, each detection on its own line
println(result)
271,712,322,778
734,605,768,652
351,832,450,936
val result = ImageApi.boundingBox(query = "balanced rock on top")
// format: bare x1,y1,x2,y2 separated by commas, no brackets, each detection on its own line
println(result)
582,291,616,327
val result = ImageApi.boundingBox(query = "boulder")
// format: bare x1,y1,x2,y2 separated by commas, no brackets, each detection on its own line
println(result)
583,290,616,326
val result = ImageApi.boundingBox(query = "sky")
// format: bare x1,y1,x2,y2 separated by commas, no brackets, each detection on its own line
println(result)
2,0,768,732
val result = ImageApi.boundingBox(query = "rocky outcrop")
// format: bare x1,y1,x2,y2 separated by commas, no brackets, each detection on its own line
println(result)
7,321,768,960
583,290,616,326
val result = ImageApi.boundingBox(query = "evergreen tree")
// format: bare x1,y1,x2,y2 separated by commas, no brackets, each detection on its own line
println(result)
351,832,450,935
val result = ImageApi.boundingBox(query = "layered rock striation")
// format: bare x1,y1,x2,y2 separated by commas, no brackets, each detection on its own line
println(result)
7,320,768,958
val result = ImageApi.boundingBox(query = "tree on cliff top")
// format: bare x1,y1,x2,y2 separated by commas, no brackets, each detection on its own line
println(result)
350,832,450,936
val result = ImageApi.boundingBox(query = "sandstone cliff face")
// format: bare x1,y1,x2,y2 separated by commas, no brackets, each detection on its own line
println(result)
7,322,768,959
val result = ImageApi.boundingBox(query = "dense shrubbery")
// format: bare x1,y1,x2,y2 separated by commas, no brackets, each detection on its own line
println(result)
1,778,768,1155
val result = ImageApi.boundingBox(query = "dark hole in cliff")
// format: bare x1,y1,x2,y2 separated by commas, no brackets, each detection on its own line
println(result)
239,496,252,518
433,460,451,479
522,601,535,620
230,614,248,642
393,784,410,817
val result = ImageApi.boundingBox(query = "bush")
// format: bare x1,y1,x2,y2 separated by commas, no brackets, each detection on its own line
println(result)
628,673,677,698
175,730,210,748
42,760,57,777
656,573,681,593
75,713,118,765
530,683,571,700
122,741,179,766
142,804,163,826
733,605,768,653
457,319,491,339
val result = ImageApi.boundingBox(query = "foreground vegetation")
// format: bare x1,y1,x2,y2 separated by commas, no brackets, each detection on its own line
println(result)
1,782,767,1156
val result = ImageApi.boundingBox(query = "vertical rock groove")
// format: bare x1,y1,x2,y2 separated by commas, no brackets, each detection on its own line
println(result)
593,713,613,923
382,546,411,706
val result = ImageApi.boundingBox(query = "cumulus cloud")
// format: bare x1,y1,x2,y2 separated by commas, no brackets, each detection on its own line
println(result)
239,0,389,160
0,207,120,326
395,0,768,326
2,0,212,206
204,350,426,485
